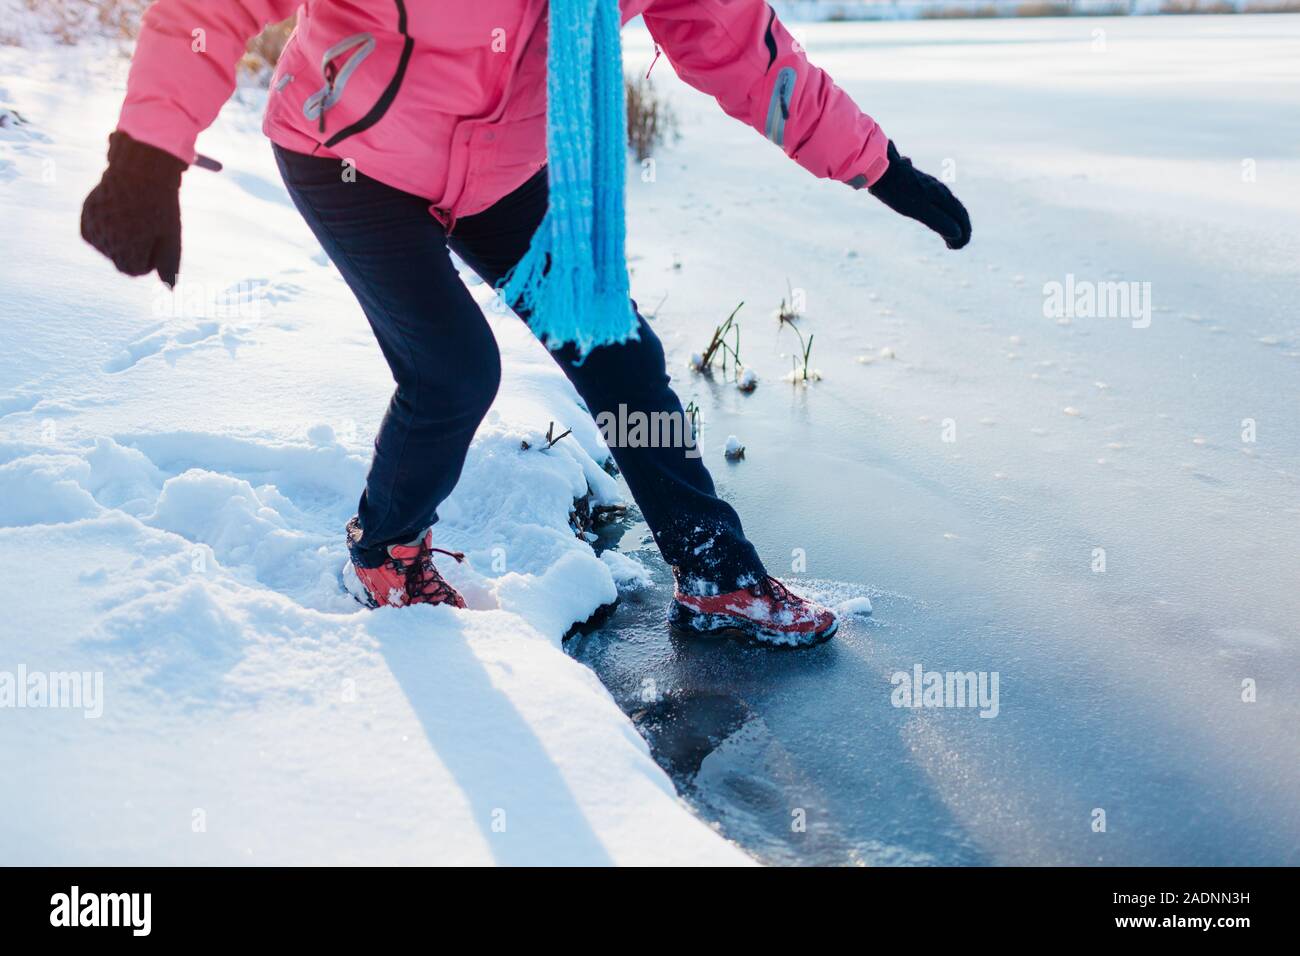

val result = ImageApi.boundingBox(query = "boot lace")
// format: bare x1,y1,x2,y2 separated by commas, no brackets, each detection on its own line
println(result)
387,546,464,605
758,575,796,604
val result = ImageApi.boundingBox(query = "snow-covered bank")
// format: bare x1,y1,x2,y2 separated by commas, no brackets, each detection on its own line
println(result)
0,45,750,865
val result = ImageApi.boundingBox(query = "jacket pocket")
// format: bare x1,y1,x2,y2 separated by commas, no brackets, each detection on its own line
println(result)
292,0,414,149
301,33,377,135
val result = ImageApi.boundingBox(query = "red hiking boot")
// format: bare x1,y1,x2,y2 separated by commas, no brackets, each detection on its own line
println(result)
669,575,838,647
344,518,466,609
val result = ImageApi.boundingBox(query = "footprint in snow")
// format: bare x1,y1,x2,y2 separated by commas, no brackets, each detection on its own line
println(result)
103,321,224,373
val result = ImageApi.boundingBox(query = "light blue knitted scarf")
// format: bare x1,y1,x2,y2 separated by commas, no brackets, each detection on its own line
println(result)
500,0,640,356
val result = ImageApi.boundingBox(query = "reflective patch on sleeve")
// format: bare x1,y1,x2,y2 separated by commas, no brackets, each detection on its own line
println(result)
764,67,796,147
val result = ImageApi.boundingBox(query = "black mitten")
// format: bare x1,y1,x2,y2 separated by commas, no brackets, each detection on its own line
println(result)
81,131,186,286
868,141,972,250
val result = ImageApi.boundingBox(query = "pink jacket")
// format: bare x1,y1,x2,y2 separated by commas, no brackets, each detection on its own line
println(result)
118,0,890,228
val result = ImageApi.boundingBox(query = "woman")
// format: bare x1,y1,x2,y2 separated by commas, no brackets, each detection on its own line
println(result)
81,0,971,647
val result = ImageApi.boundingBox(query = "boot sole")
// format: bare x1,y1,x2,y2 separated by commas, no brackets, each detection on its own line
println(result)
669,601,837,648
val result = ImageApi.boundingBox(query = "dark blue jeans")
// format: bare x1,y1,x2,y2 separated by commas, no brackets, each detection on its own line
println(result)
274,146,766,592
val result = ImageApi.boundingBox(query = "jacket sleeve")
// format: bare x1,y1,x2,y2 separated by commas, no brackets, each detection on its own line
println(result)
639,0,889,188
116,0,300,164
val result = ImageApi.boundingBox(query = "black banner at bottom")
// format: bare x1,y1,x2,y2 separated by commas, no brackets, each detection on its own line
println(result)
0,866,1284,940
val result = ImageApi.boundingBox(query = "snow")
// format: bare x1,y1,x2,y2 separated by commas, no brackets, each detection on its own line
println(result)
838,596,875,616
601,549,653,589
0,38,748,864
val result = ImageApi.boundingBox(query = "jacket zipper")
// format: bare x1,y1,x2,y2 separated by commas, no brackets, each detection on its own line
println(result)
303,33,376,133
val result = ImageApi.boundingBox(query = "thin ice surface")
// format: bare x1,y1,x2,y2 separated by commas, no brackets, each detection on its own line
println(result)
590,14,1300,865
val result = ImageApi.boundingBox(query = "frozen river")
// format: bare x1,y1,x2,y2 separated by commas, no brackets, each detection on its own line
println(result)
573,13,1300,865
